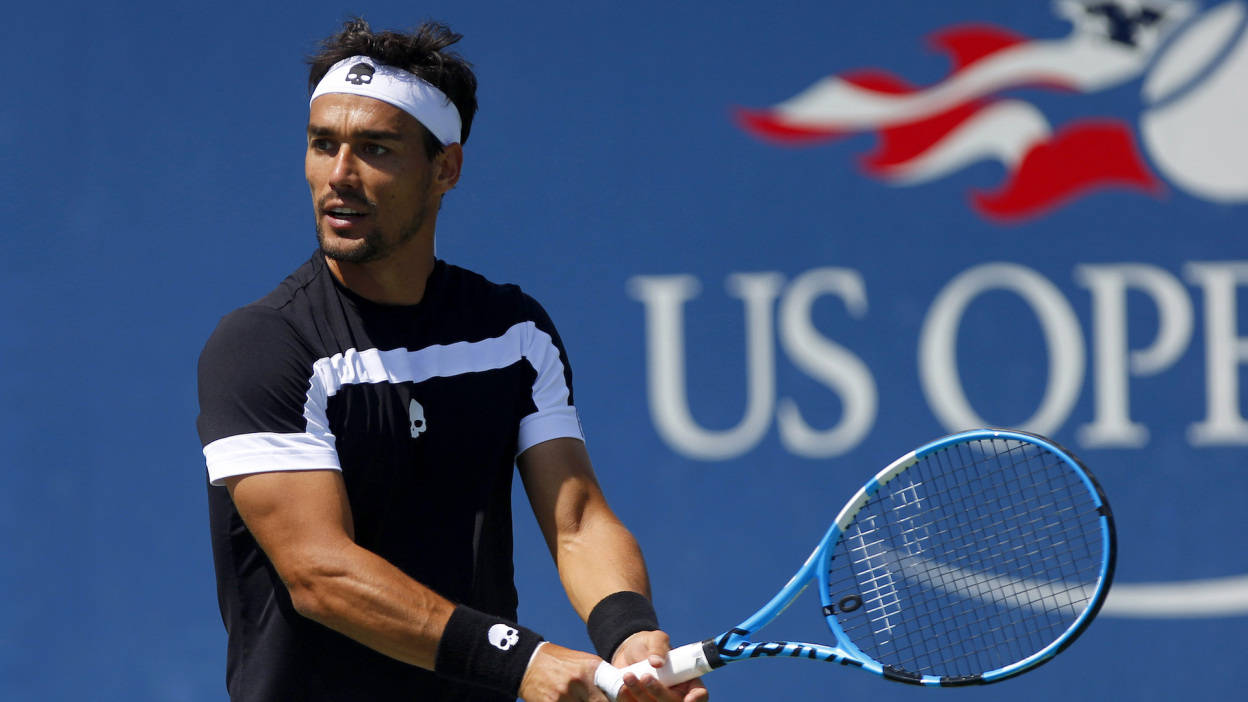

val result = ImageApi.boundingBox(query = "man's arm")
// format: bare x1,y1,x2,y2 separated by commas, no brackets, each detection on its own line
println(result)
518,438,709,702
518,438,651,616
224,469,454,667
226,468,610,701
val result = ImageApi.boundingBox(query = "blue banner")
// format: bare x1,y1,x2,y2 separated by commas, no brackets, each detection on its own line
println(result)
3,1,1244,699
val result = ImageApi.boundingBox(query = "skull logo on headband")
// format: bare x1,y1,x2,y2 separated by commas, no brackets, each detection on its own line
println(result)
345,63,375,86
311,56,462,146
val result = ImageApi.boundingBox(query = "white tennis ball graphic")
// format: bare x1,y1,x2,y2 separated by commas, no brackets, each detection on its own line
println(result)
1141,1,1248,202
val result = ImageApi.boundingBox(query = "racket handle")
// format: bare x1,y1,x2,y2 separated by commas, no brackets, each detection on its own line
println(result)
594,642,713,701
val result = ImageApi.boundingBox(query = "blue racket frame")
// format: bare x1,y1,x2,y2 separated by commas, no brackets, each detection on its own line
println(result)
705,428,1116,686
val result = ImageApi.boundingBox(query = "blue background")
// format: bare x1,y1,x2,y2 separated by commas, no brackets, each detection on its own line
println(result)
3,1,1245,699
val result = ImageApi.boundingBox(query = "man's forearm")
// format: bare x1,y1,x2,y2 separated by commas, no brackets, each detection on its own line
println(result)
279,535,550,698
553,512,653,620
283,540,455,669
227,470,456,670
516,438,654,619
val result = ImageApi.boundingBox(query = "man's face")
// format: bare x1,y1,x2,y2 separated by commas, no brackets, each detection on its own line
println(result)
305,94,451,264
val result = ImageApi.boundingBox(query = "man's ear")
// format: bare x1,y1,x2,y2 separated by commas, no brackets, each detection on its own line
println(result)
433,143,463,194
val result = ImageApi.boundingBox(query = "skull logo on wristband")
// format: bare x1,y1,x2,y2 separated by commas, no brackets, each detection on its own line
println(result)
487,623,520,652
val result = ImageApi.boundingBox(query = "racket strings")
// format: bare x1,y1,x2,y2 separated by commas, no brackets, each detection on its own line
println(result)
913,440,1101,672
826,438,1105,678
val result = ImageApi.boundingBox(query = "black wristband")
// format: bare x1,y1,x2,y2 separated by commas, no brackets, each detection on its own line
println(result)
434,605,544,697
587,591,660,660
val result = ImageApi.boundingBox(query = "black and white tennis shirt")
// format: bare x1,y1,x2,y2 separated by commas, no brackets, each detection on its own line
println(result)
197,253,583,701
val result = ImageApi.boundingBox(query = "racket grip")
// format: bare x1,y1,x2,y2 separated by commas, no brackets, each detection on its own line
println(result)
594,642,713,701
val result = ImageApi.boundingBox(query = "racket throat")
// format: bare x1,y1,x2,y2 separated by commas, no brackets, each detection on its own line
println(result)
709,628,751,659
711,629,846,665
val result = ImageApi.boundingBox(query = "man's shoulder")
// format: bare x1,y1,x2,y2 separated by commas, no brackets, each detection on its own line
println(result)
201,255,326,356
252,254,327,315
440,260,522,297
438,260,545,320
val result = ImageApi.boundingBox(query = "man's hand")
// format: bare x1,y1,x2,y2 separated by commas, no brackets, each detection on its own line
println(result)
519,643,610,702
610,631,709,702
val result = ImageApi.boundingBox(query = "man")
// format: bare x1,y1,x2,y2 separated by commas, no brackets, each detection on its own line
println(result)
197,18,708,702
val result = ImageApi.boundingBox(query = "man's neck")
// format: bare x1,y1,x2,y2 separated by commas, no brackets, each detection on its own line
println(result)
325,244,436,306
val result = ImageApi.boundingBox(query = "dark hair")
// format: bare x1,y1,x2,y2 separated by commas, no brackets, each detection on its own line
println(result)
307,18,479,157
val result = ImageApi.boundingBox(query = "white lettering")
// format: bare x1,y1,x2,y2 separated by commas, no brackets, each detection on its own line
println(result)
633,259,1248,460
1185,262,1248,445
628,273,784,460
919,263,1085,436
776,268,877,457
1074,264,1194,447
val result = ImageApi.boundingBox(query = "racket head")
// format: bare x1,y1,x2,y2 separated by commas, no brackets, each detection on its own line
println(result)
817,429,1116,685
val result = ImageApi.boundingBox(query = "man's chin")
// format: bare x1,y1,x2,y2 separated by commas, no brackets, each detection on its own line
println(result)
318,230,380,264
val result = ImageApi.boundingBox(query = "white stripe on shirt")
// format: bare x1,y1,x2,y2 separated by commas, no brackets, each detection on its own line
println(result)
204,321,581,484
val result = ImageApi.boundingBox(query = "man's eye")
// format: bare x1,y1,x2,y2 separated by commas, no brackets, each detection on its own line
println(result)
362,143,389,156
311,139,333,151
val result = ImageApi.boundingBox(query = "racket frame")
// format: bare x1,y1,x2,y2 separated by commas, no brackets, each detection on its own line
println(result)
707,428,1116,686
596,429,1116,697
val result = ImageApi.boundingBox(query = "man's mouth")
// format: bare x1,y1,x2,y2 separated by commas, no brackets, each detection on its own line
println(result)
323,205,370,229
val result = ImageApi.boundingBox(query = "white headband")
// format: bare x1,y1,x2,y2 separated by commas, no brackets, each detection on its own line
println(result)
310,56,462,146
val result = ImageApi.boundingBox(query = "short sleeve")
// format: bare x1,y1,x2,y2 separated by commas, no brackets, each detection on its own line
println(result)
516,295,584,454
196,305,341,485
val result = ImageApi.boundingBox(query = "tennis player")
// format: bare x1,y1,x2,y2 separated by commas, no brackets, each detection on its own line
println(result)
197,18,707,702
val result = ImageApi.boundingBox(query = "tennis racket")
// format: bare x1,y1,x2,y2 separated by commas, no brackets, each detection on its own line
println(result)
594,428,1115,698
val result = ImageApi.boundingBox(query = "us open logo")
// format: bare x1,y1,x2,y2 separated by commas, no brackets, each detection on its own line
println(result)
737,0,1248,221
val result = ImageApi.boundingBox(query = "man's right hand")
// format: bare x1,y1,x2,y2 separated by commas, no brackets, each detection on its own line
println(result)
519,643,610,702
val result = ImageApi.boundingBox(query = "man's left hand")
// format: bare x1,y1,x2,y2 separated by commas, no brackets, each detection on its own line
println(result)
610,631,709,702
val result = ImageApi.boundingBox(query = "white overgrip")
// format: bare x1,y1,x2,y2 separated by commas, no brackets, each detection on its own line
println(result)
594,642,712,701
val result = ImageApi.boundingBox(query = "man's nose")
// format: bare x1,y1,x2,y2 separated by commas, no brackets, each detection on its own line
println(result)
328,147,360,190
